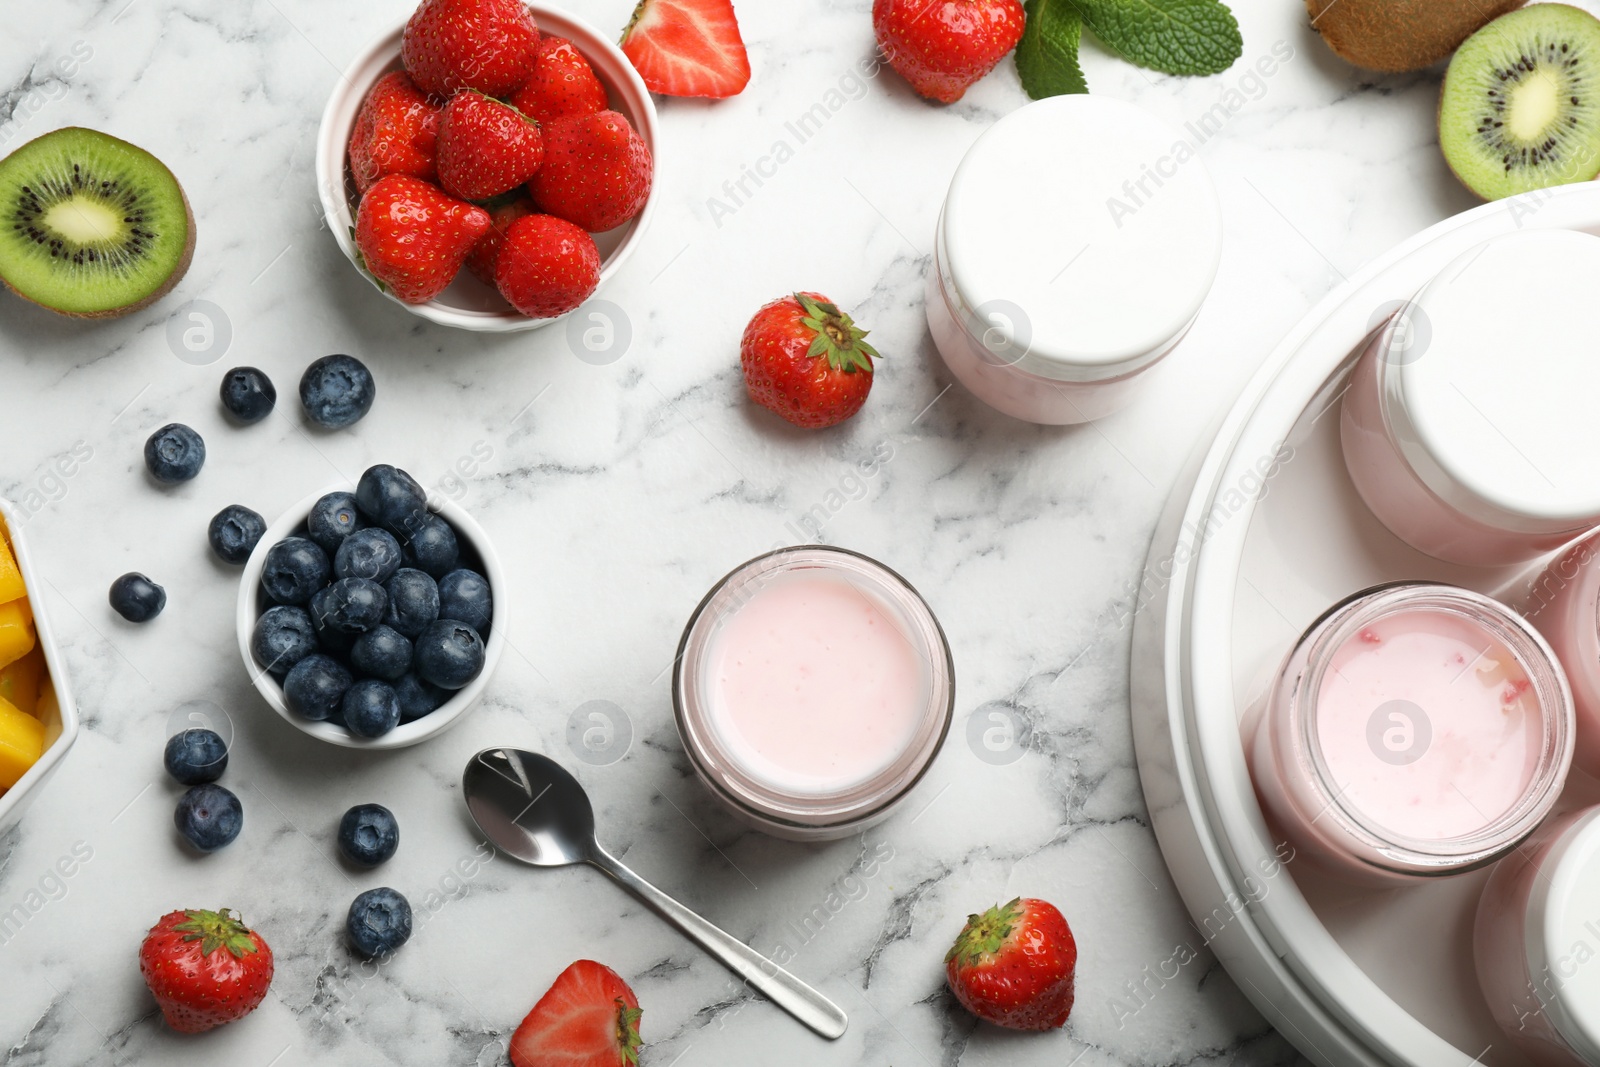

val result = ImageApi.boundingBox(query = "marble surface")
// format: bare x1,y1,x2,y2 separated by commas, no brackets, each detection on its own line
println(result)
0,0,1567,1063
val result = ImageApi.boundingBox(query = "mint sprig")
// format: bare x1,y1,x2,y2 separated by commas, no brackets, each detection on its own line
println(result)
1015,0,1243,99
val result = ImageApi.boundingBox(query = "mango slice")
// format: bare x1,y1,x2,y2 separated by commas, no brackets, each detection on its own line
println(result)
0,599,32,670
0,694,44,788
0,534,22,605
0,646,42,715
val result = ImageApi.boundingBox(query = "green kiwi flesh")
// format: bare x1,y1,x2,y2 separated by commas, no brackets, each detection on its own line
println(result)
1440,4,1600,201
0,127,194,318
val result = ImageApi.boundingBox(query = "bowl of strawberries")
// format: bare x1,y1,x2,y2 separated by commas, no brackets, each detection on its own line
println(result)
316,0,658,332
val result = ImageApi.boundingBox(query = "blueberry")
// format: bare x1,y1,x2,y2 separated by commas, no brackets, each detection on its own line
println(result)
394,673,449,723
251,605,317,676
338,804,399,867
356,465,428,536
220,366,276,424
401,514,459,579
413,620,485,690
307,492,364,556
208,505,267,565
261,537,331,605
283,653,353,721
335,528,403,585
162,728,228,785
342,679,401,737
350,625,412,681
175,783,242,852
382,569,439,639
437,569,492,634
144,423,205,483
346,887,412,957
300,354,375,429
109,572,165,622
311,578,388,637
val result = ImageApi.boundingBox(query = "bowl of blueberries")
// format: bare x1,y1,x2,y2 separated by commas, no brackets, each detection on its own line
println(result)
236,463,503,748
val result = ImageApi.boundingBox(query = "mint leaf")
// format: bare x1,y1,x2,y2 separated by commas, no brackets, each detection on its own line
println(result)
1016,0,1088,99
1070,0,1241,76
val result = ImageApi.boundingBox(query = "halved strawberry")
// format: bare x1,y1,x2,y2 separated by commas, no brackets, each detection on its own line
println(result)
510,960,642,1067
620,0,751,99
510,37,611,127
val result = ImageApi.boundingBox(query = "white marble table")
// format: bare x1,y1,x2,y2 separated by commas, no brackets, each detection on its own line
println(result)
0,0,1546,1063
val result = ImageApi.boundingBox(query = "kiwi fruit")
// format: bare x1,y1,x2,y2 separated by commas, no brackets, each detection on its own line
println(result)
1306,0,1526,73
0,127,194,318
1439,4,1600,201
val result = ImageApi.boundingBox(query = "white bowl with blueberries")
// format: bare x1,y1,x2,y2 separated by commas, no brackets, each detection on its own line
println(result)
236,463,504,749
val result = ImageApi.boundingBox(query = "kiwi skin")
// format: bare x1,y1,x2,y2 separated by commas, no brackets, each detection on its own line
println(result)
1306,0,1526,73
0,127,196,321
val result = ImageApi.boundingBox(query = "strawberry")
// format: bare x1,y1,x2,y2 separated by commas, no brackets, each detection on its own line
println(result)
510,959,642,1067
528,110,653,233
138,908,274,1034
402,0,541,98
494,213,601,317
436,90,545,201
872,0,1026,104
348,71,441,195
509,37,611,127
354,175,491,304
467,194,537,285
740,292,879,429
621,0,751,98
944,897,1077,1031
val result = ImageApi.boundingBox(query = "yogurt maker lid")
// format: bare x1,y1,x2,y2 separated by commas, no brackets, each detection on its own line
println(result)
1529,808,1600,1063
941,95,1222,378
1385,229,1600,529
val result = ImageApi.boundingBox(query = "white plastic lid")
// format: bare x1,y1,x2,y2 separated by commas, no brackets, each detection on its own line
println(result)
940,95,1222,382
1526,808,1600,1063
1384,229,1600,532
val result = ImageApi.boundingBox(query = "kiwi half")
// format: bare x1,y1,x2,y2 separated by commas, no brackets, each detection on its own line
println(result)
0,128,194,318
1306,0,1526,74
1440,4,1600,201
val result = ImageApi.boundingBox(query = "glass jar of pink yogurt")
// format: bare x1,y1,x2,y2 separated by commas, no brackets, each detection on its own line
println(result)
1476,806,1600,1067
1525,530,1600,780
1248,583,1573,884
673,547,954,841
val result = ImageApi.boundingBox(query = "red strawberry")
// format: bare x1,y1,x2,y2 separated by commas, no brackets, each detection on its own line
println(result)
138,908,274,1034
355,175,491,304
944,897,1077,1031
402,0,541,98
872,0,1025,104
467,194,537,285
348,71,441,195
436,90,545,201
740,292,879,429
509,959,642,1067
494,213,601,317
621,0,751,98
509,37,611,127
528,110,652,233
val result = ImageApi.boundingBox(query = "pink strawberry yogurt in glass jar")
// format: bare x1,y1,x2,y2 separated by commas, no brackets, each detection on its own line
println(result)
926,95,1222,425
673,547,954,840
1248,583,1573,884
1524,530,1600,779
1340,229,1600,565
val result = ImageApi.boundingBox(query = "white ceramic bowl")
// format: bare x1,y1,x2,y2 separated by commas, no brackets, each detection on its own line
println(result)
314,7,660,332
0,499,81,833
236,485,506,749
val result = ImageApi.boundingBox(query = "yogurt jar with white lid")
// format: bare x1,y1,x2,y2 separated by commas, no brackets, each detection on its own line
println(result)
1340,229,1600,565
1476,806,1600,1067
926,95,1223,425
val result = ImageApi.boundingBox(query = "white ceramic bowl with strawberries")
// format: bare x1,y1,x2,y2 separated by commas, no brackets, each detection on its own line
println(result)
315,6,659,333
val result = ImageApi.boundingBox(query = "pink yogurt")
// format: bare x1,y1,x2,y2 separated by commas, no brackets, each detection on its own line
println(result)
706,572,925,794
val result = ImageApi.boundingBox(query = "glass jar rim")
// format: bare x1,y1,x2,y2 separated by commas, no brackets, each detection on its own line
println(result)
1292,581,1573,872
672,546,955,831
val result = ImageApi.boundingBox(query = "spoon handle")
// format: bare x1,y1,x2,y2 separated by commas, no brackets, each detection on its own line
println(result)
589,847,848,1040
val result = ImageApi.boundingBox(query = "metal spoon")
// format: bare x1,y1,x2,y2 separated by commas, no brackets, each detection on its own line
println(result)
462,747,848,1040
